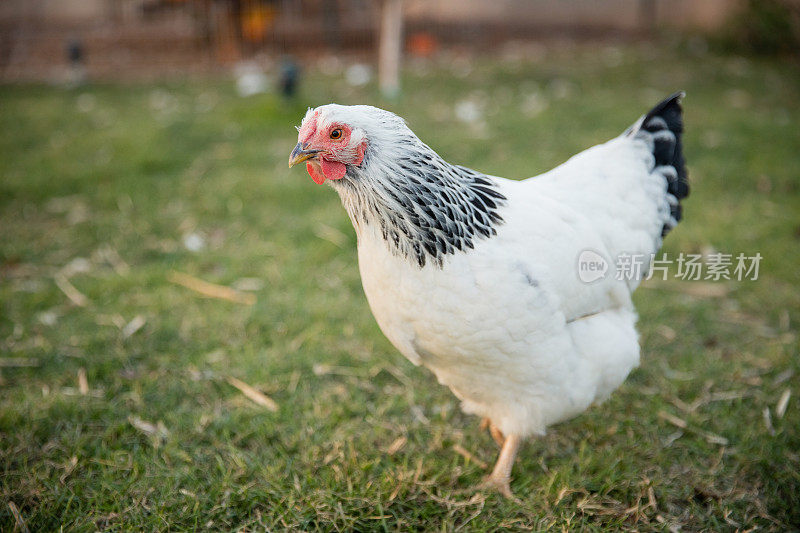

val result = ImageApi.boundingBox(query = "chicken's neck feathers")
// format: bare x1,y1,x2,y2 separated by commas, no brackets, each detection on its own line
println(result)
331,135,507,268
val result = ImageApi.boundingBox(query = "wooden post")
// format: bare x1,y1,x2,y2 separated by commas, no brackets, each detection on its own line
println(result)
378,0,403,98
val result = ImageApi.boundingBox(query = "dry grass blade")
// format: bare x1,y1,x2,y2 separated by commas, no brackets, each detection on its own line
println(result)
700,431,729,446
452,444,488,469
226,376,278,411
128,416,168,437
763,408,776,436
662,430,683,447
97,245,130,275
773,369,794,386
555,487,584,505
168,271,256,305
54,274,89,306
0,358,39,368
659,410,728,445
386,436,407,455
314,223,348,248
776,389,791,419
78,368,89,395
423,488,485,508
128,416,169,450
60,456,78,484
122,315,147,338
648,484,658,511
7,501,30,533
658,410,687,429
708,390,750,402
656,325,676,341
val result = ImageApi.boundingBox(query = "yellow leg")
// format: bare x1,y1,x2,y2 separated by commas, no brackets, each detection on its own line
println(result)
489,424,505,448
478,433,522,500
479,418,506,447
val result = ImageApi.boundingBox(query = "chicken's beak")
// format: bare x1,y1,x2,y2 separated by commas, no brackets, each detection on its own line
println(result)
288,143,321,168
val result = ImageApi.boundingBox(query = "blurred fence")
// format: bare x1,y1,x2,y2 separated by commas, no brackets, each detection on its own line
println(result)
0,0,738,81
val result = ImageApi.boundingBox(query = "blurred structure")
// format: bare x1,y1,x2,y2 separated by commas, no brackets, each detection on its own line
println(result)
378,0,403,97
406,0,738,36
0,0,742,82
65,37,87,86
279,55,299,98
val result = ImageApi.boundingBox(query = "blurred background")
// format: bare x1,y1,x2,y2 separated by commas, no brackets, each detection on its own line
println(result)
1,1,799,531
2,0,796,84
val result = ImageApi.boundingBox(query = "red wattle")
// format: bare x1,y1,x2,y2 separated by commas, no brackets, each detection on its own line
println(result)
307,162,326,184
321,158,346,181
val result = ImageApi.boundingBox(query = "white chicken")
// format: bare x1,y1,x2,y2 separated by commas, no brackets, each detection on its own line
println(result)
288,93,688,498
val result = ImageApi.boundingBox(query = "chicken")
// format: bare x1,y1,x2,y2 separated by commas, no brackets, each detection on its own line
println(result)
288,93,689,498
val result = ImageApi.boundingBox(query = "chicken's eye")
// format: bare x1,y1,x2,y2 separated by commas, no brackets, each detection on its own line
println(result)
330,128,343,140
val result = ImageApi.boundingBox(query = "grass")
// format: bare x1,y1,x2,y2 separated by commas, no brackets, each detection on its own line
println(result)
1,42,799,531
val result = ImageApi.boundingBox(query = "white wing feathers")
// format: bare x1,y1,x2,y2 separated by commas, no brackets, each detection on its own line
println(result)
519,93,687,294
530,135,670,280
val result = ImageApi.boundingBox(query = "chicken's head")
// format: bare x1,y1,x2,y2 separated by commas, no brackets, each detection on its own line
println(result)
288,106,367,184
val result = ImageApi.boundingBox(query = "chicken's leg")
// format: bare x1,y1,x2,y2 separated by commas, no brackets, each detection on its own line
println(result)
478,433,522,500
489,424,505,447
479,417,506,447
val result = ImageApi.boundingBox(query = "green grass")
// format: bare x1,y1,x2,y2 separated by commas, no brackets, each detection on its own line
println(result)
1,42,799,531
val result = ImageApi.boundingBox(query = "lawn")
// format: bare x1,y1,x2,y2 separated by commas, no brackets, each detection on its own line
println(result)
1,42,799,531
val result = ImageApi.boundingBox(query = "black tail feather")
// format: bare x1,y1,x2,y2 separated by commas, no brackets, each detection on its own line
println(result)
635,92,689,236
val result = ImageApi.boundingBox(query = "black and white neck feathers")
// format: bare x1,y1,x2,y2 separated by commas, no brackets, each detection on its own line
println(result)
328,117,506,268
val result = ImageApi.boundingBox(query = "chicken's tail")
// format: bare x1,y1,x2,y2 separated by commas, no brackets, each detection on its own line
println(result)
626,92,689,237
